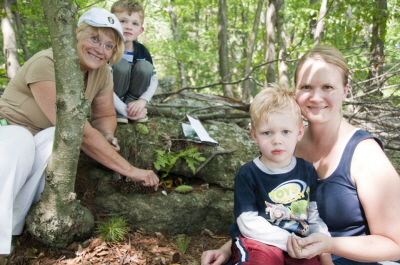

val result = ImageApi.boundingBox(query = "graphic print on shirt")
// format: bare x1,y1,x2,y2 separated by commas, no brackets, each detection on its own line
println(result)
265,180,310,236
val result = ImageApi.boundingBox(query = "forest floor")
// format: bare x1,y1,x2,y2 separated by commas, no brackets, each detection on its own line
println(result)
1,229,229,265
1,156,230,265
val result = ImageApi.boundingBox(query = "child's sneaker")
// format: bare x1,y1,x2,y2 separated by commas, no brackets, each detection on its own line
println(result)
117,114,128,124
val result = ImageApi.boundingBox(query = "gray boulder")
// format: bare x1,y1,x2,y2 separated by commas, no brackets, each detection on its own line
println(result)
87,117,259,235
80,113,400,236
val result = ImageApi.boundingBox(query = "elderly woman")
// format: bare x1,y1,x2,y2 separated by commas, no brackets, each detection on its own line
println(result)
0,7,159,255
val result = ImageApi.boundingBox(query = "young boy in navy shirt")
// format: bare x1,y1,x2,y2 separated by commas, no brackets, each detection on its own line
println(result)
229,85,331,265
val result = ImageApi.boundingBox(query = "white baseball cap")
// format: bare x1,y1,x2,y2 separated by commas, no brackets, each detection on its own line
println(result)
78,7,126,42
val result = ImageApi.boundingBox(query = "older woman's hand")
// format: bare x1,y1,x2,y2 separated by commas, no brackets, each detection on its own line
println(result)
287,233,332,260
103,133,120,152
127,167,159,191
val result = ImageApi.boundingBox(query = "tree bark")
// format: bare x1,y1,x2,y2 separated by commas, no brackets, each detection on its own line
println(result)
242,0,264,102
218,0,234,98
265,0,276,86
276,0,289,89
313,0,328,46
167,1,187,88
2,0,20,80
26,0,93,247
367,0,387,95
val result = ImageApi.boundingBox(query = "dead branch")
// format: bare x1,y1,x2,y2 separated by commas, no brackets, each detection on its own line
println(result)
193,112,250,121
147,105,186,121
148,92,250,121
181,92,250,111
153,58,297,97
195,149,237,175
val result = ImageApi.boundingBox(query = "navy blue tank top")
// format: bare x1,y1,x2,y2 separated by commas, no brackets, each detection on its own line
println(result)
316,129,383,237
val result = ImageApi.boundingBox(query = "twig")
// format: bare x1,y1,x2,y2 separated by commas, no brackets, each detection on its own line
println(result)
195,149,237,175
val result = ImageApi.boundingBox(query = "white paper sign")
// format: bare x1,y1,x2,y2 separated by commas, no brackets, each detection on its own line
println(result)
181,115,219,146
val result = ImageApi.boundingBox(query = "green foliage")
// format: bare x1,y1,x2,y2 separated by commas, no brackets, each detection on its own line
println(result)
4,0,400,105
96,216,129,242
17,0,51,55
0,71,7,89
153,146,206,178
175,234,191,253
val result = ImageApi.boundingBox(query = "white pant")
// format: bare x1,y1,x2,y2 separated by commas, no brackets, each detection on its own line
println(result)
0,125,54,254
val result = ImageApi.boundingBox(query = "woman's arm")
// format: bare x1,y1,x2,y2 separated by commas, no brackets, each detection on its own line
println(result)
287,139,400,262
346,138,400,261
90,90,120,151
90,89,117,134
30,81,159,190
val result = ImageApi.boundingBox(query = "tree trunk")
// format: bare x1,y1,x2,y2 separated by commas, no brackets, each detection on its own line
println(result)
26,0,93,247
242,0,264,102
367,0,387,95
12,0,30,61
276,0,289,89
167,1,187,88
194,4,200,39
218,0,234,98
313,0,328,46
2,0,20,80
265,0,276,86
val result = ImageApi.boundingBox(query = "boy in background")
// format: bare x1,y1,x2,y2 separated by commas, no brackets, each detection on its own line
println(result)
111,0,158,123
229,85,332,264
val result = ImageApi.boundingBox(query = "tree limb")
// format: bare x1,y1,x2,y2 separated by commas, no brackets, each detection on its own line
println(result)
195,149,237,175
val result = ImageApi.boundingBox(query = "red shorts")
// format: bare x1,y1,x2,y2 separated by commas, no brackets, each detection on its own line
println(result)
231,235,320,265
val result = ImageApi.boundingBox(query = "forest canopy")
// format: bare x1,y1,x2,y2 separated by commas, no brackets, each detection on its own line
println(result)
1,0,400,103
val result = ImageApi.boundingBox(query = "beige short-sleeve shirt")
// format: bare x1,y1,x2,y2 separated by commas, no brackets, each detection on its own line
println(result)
0,49,113,135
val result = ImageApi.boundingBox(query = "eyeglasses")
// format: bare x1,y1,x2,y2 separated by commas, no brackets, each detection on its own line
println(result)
84,32,116,53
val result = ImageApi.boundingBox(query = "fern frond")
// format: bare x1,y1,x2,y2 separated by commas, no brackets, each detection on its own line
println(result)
153,146,206,178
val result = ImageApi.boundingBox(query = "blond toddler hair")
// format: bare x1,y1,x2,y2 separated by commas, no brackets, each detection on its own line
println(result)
250,85,303,130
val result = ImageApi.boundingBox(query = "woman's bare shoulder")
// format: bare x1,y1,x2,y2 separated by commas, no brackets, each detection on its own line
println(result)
352,137,397,182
